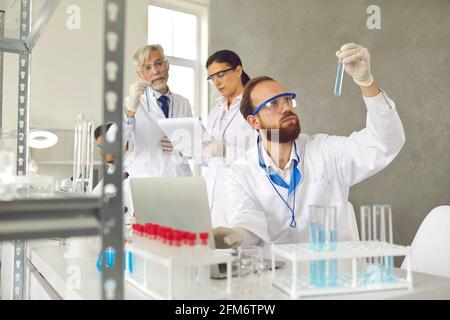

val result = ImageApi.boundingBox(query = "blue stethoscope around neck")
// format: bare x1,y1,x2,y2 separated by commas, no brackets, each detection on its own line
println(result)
257,135,302,228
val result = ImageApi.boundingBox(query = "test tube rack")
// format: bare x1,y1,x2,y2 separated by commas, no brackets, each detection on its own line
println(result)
271,241,413,298
124,238,233,300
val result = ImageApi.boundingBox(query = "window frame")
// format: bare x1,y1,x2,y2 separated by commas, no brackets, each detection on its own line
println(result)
148,0,209,122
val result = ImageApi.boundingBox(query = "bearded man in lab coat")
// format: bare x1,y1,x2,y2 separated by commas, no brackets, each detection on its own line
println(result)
123,44,193,177
214,43,406,249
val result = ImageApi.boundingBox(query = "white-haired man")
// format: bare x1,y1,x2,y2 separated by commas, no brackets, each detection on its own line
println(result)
123,44,193,177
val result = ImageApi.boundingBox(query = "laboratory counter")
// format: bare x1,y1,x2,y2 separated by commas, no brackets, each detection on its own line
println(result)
5,240,450,300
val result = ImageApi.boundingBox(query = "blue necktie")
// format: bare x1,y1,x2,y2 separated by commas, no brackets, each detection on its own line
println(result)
158,95,170,118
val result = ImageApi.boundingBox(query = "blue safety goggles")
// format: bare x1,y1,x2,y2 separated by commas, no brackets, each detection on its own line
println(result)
252,92,297,116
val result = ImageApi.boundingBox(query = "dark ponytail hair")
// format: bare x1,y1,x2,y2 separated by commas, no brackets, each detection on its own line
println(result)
206,50,250,86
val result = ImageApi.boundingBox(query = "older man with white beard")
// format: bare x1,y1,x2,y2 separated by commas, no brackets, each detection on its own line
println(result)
213,43,406,249
123,44,193,178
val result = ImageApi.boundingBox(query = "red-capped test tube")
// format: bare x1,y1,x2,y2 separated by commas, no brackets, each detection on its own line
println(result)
199,233,209,247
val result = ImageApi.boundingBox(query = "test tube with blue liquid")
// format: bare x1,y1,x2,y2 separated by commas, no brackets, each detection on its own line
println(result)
308,206,319,286
334,59,345,97
325,207,338,287
308,205,338,287
97,247,130,272
316,207,326,287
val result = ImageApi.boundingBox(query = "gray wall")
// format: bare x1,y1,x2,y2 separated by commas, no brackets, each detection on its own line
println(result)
210,0,450,250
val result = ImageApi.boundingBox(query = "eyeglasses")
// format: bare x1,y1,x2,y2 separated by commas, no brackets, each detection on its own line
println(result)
140,58,168,73
252,93,297,116
207,68,235,84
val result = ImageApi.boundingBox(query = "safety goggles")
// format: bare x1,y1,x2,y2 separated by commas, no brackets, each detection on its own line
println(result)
207,68,235,84
252,92,297,116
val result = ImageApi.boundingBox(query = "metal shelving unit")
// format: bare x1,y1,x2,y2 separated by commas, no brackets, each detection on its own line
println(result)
0,9,4,136
0,0,126,300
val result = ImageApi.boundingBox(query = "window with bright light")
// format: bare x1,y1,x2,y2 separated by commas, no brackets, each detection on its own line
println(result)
149,6,197,61
148,3,207,117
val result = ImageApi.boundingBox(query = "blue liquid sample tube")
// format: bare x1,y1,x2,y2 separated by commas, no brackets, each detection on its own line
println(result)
334,60,345,97
318,226,325,251
96,249,120,272
128,251,133,273
105,248,116,268
329,230,337,251
318,260,326,287
327,229,338,286
384,256,394,282
96,252,103,272
309,222,318,285
327,260,338,287
309,222,318,250
318,224,326,287
310,261,317,286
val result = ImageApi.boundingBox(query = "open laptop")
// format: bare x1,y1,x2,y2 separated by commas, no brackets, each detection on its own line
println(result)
129,176,232,279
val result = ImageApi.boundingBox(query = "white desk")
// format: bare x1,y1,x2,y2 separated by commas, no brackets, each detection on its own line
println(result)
23,241,450,300
25,240,147,300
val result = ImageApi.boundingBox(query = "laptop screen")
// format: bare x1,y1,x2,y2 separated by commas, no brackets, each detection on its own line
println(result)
129,176,216,249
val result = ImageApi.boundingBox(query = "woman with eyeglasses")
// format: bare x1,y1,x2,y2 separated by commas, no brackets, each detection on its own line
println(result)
203,50,257,227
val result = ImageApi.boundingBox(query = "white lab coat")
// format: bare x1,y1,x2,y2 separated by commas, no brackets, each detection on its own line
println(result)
123,90,193,177
203,94,257,226
220,91,406,245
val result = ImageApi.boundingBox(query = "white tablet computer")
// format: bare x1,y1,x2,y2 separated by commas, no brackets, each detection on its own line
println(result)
157,117,210,158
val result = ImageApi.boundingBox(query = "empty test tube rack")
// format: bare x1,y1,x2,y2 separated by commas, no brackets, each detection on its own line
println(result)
271,241,413,298
124,239,233,300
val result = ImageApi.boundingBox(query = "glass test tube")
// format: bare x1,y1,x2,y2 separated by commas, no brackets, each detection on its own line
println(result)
324,206,338,286
372,205,385,265
196,233,211,295
371,204,394,282
360,205,373,264
380,205,394,282
309,205,338,287
308,205,319,286
316,206,326,287
334,59,345,97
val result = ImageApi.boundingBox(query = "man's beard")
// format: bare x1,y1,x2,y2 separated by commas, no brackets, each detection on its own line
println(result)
261,112,301,143
150,76,168,91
